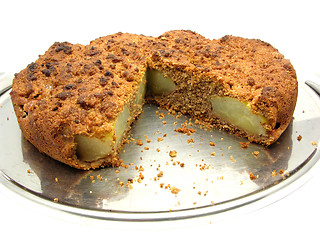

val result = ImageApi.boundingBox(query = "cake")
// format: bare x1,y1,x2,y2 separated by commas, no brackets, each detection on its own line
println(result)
10,30,298,170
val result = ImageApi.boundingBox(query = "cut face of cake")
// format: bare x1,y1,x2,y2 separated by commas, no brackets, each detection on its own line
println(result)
10,30,298,169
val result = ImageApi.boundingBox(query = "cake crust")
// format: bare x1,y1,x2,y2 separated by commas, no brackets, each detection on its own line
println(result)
10,30,298,169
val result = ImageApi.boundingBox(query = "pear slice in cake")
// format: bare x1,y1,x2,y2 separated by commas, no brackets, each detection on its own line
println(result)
210,96,267,136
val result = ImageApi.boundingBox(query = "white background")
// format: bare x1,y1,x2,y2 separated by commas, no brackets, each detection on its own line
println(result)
0,0,319,239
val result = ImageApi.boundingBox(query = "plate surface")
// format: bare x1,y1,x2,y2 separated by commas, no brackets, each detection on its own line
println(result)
0,79,319,221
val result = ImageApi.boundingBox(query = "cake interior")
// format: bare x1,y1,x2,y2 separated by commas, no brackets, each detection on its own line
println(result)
74,69,268,163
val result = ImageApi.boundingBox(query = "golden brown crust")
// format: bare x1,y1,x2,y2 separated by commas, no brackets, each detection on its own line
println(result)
10,30,298,169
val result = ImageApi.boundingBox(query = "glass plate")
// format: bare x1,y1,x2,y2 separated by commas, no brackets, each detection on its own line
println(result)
0,79,319,221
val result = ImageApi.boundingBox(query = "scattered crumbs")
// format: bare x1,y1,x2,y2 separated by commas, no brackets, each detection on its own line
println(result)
162,121,167,125
230,155,236,162
249,172,258,180
240,181,243,185
211,201,215,205
221,138,224,141
27,169,32,174
115,169,120,173
169,150,177,157
211,152,215,156
6,117,9,120
146,138,151,143
312,141,317,146
272,170,277,177
279,169,284,174
119,181,124,187
53,198,59,203
156,148,160,152
157,137,164,142
209,142,215,146
228,146,232,150
240,142,250,148
144,146,149,150
193,202,197,205
136,139,143,146
180,163,185,167
55,177,58,182
297,135,302,141
163,133,167,137
90,175,94,180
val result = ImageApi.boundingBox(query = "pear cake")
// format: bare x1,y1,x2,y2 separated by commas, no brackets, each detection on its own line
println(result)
10,30,298,170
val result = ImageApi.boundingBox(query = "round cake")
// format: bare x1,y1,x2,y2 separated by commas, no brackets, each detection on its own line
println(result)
10,30,298,170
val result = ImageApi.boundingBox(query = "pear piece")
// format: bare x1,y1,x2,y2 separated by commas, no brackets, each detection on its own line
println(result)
147,69,176,96
210,96,267,136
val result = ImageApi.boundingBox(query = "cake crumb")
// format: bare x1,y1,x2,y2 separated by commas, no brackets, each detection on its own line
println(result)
169,150,177,157
272,170,277,177
158,112,165,119
144,146,149,150
157,137,164,142
174,126,196,135
253,151,259,157
249,172,257,180
209,142,215,146
53,198,59,203
297,135,302,141
170,187,180,194
240,142,250,148
136,140,143,146
187,138,194,144
312,141,317,146
230,155,236,162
